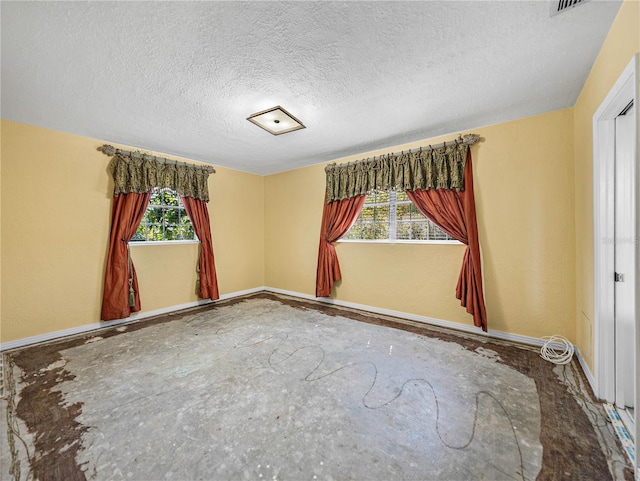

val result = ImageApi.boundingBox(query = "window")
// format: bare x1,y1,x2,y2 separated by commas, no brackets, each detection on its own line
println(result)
131,188,197,242
343,190,456,242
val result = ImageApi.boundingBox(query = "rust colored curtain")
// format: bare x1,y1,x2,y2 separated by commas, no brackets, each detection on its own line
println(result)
316,194,366,297
406,150,487,331
101,192,152,321
181,196,219,301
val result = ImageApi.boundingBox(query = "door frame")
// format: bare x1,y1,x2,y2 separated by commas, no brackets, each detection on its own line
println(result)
593,54,638,441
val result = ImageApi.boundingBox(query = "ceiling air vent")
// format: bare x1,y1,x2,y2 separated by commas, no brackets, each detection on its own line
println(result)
550,0,589,17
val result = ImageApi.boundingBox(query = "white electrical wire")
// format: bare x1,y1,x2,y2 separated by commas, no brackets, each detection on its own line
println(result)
540,335,575,365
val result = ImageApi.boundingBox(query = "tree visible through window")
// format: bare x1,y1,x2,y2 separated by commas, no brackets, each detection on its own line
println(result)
131,188,196,242
343,190,455,241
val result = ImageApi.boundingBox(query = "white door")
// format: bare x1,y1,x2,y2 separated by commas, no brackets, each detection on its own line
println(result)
614,103,635,410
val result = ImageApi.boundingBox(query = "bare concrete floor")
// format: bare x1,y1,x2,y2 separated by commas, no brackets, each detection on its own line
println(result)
1,294,634,480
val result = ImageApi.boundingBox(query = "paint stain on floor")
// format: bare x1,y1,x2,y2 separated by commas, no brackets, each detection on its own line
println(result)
2,293,635,481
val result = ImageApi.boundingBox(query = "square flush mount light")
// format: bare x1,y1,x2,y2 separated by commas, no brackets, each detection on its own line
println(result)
247,105,305,135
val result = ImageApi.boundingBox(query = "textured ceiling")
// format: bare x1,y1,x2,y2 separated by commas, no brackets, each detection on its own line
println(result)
1,1,622,175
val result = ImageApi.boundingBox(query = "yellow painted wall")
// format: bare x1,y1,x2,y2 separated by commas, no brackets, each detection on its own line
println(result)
0,120,264,343
132,164,265,310
0,118,3,338
5,2,635,347
265,108,576,339
573,0,640,369
209,166,265,295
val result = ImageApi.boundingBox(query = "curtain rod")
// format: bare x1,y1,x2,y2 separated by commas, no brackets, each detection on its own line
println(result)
389,133,482,155
98,144,216,173
419,133,480,151
325,133,482,171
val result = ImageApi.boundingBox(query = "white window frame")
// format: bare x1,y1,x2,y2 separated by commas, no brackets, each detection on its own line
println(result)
128,240,199,247
130,187,199,244
339,190,462,245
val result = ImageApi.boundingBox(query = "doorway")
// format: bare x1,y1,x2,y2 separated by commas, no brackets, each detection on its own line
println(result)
593,55,638,462
614,101,635,428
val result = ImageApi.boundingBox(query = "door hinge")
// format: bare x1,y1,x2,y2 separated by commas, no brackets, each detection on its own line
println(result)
615,272,624,282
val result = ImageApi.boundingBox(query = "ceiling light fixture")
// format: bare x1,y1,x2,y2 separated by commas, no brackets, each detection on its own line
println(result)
247,105,305,136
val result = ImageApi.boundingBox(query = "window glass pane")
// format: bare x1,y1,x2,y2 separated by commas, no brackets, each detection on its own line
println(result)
132,188,196,242
374,191,389,203
148,224,163,241
344,223,361,240
429,222,449,240
411,204,427,220
165,225,179,240
410,221,429,240
374,222,389,240
360,206,375,222
149,194,162,206
359,223,376,240
146,207,164,224
396,191,409,201
164,207,180,225
396,221,411,240
132,225,147,241
396,202,411,220
374,204,389,222
161,190,180,207
343,189,458,243
178,225,195,240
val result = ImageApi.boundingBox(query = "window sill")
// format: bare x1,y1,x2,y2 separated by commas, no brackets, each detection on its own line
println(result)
337,239,463,245
129,240,199,247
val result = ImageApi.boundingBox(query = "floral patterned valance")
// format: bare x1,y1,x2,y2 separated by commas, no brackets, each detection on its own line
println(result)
325,135,479,203
101,146,215,202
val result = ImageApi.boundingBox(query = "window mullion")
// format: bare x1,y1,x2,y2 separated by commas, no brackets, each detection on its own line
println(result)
161,193,167,241
389,190,397,240
373,193,378,239
340,188,455,243
130,187,196,243
161,207,165,240
177,208,182,240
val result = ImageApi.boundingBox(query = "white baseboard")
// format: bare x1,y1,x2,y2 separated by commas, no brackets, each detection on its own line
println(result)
216,286,267,301
574,347,597,394
0,286,266,352
1,283,593,394
264,287,556,348
265,287,598,393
